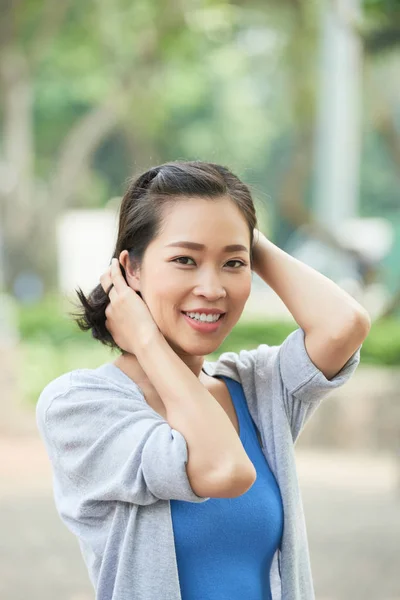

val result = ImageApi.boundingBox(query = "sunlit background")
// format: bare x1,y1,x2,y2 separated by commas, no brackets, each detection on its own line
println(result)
1,1,399,599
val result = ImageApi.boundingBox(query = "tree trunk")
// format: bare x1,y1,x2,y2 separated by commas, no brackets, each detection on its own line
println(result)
49,101,119,213
277,130,314,230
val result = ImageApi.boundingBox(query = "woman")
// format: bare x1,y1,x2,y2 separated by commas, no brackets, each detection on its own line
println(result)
36,161,370,600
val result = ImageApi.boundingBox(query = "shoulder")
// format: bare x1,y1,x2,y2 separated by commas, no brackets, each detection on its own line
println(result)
202,328,318,390
36,364,143,426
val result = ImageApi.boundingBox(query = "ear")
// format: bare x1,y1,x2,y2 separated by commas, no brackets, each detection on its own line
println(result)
119,250,141,292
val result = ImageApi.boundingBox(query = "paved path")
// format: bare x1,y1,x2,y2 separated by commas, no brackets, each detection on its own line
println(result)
1,435,399,600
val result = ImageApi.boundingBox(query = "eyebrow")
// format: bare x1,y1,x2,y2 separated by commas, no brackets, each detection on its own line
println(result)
165,241,249,253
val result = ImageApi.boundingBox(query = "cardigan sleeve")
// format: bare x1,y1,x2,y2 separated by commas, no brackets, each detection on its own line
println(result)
207,327,361,443
36,371,210,507
275,327,361,441
277,327,361,401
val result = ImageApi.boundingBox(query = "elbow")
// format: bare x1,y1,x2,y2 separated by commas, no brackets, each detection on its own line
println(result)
357,309,372,336
330,308,372,344
190,461,257,499
350,309,372,342
221,463,257,498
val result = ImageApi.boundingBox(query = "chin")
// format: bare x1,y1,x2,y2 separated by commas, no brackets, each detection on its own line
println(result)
166,336,222,357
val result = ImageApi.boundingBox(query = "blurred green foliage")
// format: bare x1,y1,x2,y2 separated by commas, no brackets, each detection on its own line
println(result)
2,0,400,293
20,339,113,407
4,1,400,406
17,297,400,364
17,297,400,405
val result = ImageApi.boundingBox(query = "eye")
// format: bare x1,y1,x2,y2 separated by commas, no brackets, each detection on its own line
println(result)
172,256,196,266
225,260,246,268
172,257,247,268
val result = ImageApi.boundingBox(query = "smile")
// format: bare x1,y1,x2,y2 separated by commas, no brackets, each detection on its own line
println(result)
183,311,222,323
181,311,226,332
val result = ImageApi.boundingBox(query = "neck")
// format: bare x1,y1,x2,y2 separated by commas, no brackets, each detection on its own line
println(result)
114,348,206,386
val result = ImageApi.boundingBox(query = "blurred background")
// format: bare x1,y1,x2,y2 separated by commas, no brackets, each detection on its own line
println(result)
1,0,399,599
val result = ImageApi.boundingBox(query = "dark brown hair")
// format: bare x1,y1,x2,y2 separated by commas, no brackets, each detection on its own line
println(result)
73,160,258,349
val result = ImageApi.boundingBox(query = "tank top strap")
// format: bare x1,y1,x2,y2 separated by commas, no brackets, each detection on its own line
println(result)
217,375,250,444
217,375,266,451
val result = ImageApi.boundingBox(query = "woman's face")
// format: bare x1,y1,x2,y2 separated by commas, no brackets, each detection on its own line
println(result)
132,196,252,357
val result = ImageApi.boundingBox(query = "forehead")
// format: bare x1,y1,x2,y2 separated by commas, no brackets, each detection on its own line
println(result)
157,196,250,244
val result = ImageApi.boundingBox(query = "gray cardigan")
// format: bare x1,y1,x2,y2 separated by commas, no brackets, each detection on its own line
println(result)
36,327,361,600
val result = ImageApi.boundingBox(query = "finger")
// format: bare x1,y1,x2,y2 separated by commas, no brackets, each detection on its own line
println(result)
108,284,118,302
100,267,112,293
110,258,129,294
100,277,112,294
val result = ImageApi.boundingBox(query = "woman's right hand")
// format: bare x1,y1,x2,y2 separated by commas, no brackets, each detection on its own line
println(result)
100,258,160,355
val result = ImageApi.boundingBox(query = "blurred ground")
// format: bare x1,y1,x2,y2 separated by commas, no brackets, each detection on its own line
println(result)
1,432,399,600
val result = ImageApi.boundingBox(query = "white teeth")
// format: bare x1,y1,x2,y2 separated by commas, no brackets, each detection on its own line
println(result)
185,312,221,323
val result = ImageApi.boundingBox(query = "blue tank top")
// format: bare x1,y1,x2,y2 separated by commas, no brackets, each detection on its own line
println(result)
170,376,284,600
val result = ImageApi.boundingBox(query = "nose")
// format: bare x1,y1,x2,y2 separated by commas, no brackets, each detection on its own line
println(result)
193,269,227,301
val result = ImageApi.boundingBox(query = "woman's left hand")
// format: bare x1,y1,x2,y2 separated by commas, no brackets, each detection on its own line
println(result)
99,258,160,354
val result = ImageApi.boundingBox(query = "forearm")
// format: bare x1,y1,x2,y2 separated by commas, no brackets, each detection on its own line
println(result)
135,332,255,484
253,231,370,335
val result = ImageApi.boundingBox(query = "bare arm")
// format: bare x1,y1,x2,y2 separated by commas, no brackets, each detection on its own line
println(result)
252,231,371,379
136,331,256,498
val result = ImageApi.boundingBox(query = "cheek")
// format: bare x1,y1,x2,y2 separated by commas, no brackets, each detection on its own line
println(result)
234,274,252,302
142,278,180,317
